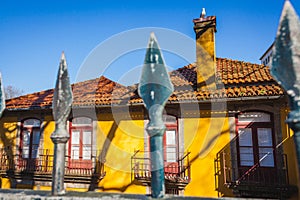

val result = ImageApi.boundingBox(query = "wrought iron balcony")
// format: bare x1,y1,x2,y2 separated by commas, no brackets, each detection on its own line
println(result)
214,145,297,198
131,150,190,194
0,148,105,185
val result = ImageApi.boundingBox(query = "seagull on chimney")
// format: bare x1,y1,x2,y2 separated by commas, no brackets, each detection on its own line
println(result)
200,8,206,18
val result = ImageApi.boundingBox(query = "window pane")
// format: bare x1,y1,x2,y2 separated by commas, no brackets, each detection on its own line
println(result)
71,146,80,159
238,128,252,146
23,130,30,146
166,147,176,162
83,131,91,145
24,119,41,127
166,130,176,145
22,147,29,158
258,128,273,146
71,130,80,145
238,112,270,123
31,145,39,158
240,147,254,166
72,117,92,125
82,146,92,160
32,129,40,145
259,147,274,167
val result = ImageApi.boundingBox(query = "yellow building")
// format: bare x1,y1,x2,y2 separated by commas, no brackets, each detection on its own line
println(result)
0,10,299,199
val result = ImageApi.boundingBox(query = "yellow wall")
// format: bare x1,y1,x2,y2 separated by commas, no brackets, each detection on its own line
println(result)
42,116,55,152
0,109,299,199
0,117,18,189
95,114,146,194
0,113,147,193
280,108,300,199
183,116,230,197
0,117,18,148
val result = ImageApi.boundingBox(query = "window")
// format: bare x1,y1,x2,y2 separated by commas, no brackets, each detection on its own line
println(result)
142,115,186,194
69,117,93,168
21,118,41,159
165,129,177,162
237,112,275,167
147,115,179,171
163,115,179,175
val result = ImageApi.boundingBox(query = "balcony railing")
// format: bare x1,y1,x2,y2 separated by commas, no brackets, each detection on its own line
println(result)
214,145,297,198
131,150,191,192
0,148,105,184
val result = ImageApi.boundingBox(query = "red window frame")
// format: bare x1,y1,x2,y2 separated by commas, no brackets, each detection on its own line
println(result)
147,116,179,175
68,117,93,169
236,112,276,168
164,123,179,174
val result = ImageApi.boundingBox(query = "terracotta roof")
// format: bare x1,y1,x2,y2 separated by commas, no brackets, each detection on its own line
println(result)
6,89,54,109
6,76,130,109
129,58,284,103
71,76,130,106
5,58,284,110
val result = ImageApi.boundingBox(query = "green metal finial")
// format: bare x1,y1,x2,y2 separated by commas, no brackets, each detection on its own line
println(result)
271,0,300,173
139,32,174,134
0,73,5,118
138,33,174,198
52,52,73,129
271,0,300,103
51,52,73,195
143,32,165,65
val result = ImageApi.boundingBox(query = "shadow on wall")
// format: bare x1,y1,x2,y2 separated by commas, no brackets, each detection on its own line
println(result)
88,119,137,192
88,120,119,191
0,115,53,189
190,124,231,165
0,113,17,172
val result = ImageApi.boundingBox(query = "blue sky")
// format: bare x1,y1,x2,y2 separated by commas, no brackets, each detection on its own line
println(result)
1,0,299,95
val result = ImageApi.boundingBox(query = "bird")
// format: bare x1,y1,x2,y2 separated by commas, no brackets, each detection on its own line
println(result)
200,8,206,18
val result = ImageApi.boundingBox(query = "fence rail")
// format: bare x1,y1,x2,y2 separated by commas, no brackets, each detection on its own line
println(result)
131,151,191,184
213,144,297,199
0,148,105,181
215,149,289,188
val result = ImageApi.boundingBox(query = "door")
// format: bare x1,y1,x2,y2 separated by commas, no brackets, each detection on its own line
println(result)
236,112,277,184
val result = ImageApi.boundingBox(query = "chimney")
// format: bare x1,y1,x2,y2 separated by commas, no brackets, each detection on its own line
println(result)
193,8,217,90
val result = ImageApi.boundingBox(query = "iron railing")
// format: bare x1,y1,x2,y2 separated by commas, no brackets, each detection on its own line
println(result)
131,150,191,185
0,148,105,183
213,141,298,199
214,150,289,188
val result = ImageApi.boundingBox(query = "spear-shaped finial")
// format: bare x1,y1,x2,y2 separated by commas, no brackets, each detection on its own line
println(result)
51,52,73,195
138,33,174,198
271,0,300,101
271,0,300,175
139,32,174,114
0,73,5,118
52,52,73,128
